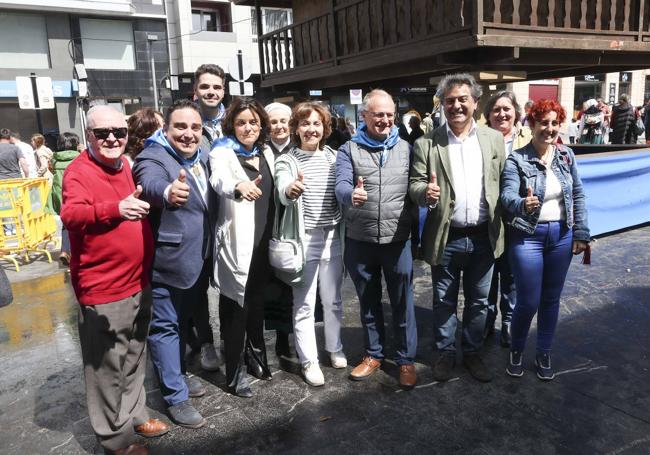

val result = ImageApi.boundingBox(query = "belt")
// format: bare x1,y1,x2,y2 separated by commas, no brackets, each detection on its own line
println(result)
449,222,488,237
305,224,338,234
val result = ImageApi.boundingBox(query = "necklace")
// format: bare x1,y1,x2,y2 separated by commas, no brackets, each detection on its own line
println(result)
540,146,554,166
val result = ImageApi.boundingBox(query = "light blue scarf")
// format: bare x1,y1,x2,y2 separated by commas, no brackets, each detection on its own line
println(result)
203,103,226,130
212,135,260,158
144,128,202,168
351,124,401,166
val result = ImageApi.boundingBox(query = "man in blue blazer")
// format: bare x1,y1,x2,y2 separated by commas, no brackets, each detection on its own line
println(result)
133,99,217,429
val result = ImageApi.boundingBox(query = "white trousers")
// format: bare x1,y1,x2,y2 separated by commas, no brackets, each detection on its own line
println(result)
293,226,344,365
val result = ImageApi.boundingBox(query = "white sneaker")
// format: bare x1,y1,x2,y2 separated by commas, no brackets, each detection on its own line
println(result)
200,343,222,372
303,362,324,387
329,350,347,369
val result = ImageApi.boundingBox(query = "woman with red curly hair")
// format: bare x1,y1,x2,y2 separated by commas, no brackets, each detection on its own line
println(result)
500,99,590,381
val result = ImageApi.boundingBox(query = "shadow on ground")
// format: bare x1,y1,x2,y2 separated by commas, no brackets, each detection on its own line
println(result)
1,227,649,454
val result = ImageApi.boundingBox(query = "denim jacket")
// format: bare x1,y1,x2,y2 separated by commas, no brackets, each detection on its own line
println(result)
500,142,590,242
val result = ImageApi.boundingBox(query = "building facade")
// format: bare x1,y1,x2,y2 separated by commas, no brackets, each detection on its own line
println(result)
165,0,291,100
0,0,292,140
0,0,170,141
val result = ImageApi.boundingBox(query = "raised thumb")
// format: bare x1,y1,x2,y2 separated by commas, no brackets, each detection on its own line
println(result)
254,174,262,185
430,172,437,185
178,168,186,183
356,176,364,189
527,186,533,198
297,170,304,182
132,184,143,199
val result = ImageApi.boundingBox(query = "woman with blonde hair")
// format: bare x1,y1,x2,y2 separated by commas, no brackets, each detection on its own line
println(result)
31,133,53,181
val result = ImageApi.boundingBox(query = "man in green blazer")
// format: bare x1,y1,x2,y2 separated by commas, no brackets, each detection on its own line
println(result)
409,73,505,383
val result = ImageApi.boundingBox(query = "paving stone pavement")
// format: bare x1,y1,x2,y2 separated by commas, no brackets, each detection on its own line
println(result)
0,226,649,454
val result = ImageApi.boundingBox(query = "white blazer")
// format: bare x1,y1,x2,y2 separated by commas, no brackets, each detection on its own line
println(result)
209,144,275,305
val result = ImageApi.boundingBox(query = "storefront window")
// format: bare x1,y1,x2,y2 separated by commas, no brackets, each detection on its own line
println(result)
574,75,604,110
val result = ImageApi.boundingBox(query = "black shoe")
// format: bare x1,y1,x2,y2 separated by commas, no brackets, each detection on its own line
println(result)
506,350,524,377
168,401,205,429
432,353,456,382
227,384,253,398
184,374,206,398
535,353,555,381
463,354,493,382
500,323,511,348
245,340,272,380
227,368,253,398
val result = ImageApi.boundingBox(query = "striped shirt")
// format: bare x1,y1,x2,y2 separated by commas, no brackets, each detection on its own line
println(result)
290,147,341,229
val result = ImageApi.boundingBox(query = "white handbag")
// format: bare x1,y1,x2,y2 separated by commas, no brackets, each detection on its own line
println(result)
268,237,303,273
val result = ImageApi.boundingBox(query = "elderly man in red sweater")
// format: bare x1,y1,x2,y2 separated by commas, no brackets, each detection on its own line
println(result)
61,105,168,455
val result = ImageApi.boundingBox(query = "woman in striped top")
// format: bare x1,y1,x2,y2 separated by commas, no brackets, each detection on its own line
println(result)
274,101,346,387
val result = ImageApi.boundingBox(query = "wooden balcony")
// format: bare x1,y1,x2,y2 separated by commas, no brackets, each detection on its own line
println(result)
256,0,650,88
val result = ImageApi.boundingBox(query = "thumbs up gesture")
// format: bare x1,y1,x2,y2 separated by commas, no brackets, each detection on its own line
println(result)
119,184,151,220
352,176,367,207
524,186,540,214
426,172,440,205
236,174,264,201
168,168,190,207
285,170,305,200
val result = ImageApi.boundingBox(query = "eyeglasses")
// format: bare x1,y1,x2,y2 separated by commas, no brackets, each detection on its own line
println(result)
92,127,127,140
365,111,395,120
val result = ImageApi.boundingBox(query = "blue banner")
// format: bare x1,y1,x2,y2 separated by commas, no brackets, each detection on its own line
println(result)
578,149,650,236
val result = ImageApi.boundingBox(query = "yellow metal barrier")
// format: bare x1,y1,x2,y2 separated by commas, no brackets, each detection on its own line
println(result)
0,178,58,271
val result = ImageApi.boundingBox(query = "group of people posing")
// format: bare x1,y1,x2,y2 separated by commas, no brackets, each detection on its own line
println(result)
61,67,590,455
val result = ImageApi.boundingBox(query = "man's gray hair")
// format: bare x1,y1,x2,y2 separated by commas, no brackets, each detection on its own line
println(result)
360,89,394,113
86,105,125,130
437,73,483,100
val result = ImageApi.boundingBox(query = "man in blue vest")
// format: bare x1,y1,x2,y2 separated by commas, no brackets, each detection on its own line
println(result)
335,89,417,389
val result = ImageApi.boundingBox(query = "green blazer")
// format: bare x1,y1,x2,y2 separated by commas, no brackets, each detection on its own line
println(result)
409,124,506,265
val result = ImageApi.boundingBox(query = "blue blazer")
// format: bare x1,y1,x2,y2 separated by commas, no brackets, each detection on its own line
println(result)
133,142,217,289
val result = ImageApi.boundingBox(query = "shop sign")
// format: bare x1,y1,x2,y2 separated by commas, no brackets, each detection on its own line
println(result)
350,89,362,104
583,74,604,82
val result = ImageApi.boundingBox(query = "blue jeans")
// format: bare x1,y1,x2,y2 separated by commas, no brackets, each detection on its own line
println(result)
344,238,417,365
509,221,573,354
148,266,210,406
486,228,516,330
431,230,494,353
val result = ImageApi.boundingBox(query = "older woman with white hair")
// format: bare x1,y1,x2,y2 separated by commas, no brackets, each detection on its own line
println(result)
263,101,296,359
265,102,293,155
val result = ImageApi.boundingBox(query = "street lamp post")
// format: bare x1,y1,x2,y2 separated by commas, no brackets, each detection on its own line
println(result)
146,35,159,111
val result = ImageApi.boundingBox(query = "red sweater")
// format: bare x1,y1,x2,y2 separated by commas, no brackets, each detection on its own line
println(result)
61,151,153,305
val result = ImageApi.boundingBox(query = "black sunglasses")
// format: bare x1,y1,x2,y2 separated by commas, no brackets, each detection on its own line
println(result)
92,127,127,140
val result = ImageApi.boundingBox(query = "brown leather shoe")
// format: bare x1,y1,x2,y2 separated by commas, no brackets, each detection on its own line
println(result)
114,443,148,455
349,356,381,381
134,418,169,438
399,364,417,389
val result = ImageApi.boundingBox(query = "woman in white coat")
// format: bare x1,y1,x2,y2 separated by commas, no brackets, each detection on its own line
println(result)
275,101,346,386
209,97,275,398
